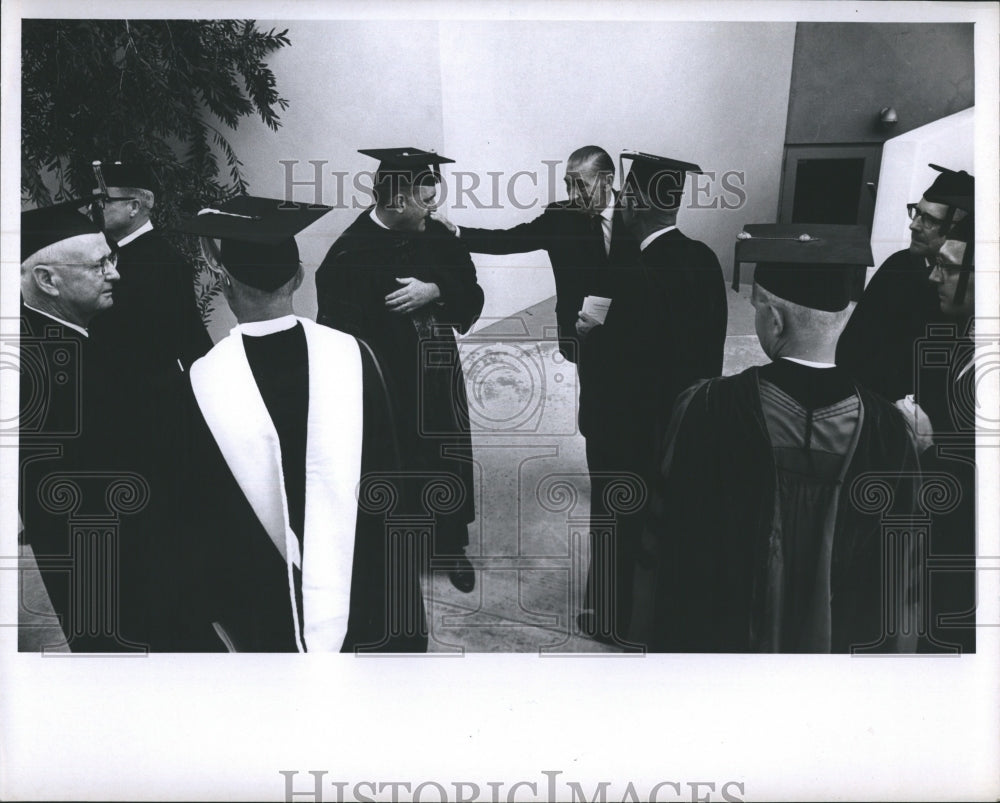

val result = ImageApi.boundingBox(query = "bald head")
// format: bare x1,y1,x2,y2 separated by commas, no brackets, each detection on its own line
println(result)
752,282,853,363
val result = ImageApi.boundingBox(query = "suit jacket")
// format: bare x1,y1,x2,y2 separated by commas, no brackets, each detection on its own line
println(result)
459,199,640,362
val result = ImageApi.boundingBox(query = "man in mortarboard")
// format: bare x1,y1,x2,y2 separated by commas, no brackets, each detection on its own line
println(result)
176,196,427,652
637,226,922,652
438,145,640,364
896,214,978,654
574,151,728,646
19,204,130,651
837,164,974,402
83,160,214,648
87,159,212,373
316,149,484,594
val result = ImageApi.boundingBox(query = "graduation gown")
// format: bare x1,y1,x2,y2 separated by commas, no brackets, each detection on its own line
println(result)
837,248,948,401
579,228,727,451
18,305,149,651
181,318,427,652
89,227,213,376
574,229,727,638
912,328,976,653
641,364,922,653
315,211,484,543
82,229,213,648
459,200,640,362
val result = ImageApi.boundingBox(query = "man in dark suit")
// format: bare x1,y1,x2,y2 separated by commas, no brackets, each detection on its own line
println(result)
19,204,127,651
437,146,641,641
579,151,728,645
439,145,640,362
836,164,973,402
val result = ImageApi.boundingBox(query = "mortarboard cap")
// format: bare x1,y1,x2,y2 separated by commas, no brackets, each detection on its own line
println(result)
93,160,159,194
175,195,333,291
923,164,974,213
619,150,702,211
733,223,874,312
21,204,104,264
359,147,454,190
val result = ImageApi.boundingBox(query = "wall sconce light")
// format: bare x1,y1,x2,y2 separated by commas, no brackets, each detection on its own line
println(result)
879,106,899,126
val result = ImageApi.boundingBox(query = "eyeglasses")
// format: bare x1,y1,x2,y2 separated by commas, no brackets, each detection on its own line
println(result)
46,252,119,276
89,195,138,209
906,203,946,228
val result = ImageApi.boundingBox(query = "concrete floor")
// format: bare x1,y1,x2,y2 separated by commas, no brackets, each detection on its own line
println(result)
18,287,767,654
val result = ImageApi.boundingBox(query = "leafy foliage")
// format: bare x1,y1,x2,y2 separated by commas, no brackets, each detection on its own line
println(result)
22,20,292,319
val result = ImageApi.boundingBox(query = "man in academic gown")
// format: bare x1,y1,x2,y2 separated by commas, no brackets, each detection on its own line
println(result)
897,214,977,654
438,145,640,364
639,226,921,653
315,148,485,594
574,151,727,645
84,160,214,646
19,204,129,651
837,165,974,402
88,159,213,375
176,196,427,652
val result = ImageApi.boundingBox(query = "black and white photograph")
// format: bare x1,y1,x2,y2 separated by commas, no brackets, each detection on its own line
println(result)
2,0,998,800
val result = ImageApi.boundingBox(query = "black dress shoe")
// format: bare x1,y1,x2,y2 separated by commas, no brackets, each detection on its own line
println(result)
447,553,476,593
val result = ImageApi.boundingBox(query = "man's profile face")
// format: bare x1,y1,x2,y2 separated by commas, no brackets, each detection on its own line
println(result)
908,197,951,258
90,187,144,241
38,232,120,322
564,158,613,216
929,239,974,318
399,182,439,232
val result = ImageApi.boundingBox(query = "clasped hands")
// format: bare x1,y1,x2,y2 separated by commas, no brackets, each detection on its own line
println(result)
385,277,441,314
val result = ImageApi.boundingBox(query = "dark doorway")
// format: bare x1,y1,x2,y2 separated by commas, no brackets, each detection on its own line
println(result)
780,145,882,231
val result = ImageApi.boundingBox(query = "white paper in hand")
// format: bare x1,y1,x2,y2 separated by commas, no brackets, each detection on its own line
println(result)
581,295,612,324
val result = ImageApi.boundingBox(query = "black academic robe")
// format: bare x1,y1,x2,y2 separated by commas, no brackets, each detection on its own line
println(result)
89,227,213,375
912,326,976,653
641,365,922,653
573,229,727,640
84,229,212,647
18,305,153,651
837,248,948,402
579,228,728,451
459,200,640,362
315,211,484,548
179,319,427,652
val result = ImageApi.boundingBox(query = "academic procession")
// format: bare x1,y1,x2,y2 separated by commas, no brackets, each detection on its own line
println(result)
16,19,985,655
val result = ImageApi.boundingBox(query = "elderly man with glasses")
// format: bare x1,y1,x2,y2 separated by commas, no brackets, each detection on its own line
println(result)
19,204,129,652
837,164,974,403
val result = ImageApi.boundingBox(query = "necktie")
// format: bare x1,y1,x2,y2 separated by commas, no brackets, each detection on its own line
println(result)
591,214,608,258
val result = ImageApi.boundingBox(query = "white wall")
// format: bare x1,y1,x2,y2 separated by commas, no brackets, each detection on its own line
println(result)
869,107,975,274
209,21,447,338
216,20,797,335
